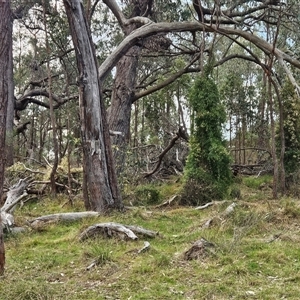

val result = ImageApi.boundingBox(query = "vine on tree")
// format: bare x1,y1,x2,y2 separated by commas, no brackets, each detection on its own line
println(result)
278,79,300,194
181,72,232,205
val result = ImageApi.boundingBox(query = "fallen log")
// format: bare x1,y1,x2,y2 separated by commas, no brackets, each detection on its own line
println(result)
2,178,32,213
79,222,138,241
125,225,158,238
79,222,158,241
29,211,100,227
1,178,32,229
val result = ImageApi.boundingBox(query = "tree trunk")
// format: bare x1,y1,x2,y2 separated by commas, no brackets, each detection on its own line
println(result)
105,0,151,177
5,18,14,167
268,78,278,199
108,45,140,176
63,0,122,212
0,0,11,275
43,2,59,196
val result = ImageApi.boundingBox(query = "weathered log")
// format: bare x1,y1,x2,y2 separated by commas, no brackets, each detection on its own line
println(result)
222,202,237,217
79,222,158,241
0,178,32,229
9,227,27,234
0,212,14,229
79,222,138,241
29,212,100,227
125,225,158,238
2,178,31,213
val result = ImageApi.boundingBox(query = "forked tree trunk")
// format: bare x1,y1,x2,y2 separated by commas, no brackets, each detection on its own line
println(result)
63,0,122,212
0,0,11,275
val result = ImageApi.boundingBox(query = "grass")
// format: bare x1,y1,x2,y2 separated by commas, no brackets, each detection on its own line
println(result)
1,176,300,299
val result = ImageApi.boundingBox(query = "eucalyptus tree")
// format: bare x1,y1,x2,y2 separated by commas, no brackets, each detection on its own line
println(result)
63,0,122,211
0,0,12,276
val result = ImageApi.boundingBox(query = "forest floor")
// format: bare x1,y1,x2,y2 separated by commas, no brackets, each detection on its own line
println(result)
1,175,300,299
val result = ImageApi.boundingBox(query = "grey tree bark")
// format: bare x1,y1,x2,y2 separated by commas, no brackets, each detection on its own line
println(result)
63,0,122,212
5,27,14,167
0,0,11,275
108,45,140,177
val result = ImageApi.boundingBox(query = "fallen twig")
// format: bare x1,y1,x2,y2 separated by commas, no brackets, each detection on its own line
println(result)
155,195,178,208
138,241,150,254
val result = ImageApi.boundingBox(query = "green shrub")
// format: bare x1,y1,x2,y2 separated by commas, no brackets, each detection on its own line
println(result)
181,73,232,205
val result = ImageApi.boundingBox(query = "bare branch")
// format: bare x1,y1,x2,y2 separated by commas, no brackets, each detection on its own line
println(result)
98,21,300,82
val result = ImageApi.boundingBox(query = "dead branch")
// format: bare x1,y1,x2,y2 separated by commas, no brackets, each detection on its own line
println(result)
195,202,214,210
138,241,150,254
144,127,188,178
1,192,28,214
0,212,14,229
201,202,237,229
195,200,228,210
155,195,178,208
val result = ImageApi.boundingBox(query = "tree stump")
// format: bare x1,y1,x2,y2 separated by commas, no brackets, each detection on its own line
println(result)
184,238,215,260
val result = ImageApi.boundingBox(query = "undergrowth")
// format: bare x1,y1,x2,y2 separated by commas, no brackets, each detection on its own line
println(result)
1,176,300,299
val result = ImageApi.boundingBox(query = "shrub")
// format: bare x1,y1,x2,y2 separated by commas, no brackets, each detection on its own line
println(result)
181,72,232,205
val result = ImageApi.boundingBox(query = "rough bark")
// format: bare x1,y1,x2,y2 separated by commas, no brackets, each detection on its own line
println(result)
43,4,59,196
5,18,14,167
63,0,122,212
108,45,140,176
0,0,11,276
106,0,148,177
